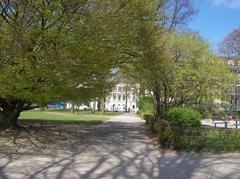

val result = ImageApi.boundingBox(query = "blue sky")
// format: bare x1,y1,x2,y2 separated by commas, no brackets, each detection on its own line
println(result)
188,0,240,52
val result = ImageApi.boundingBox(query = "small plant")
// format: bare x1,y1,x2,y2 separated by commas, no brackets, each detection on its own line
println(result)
137,97,154,116
164,107,201,127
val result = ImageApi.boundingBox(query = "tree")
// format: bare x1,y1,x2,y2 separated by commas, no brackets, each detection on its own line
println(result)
0,0,153,129
127,30,235,118
119,0,198,118
123,0,234,119
219,27,240,57
156,0,196,31
161,32,235,113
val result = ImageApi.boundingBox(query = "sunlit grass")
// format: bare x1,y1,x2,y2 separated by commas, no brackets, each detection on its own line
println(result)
19,110,110,125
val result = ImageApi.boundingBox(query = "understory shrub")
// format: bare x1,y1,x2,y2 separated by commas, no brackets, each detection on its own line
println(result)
164,107,201,127
144,114,240,152
137,97,154,117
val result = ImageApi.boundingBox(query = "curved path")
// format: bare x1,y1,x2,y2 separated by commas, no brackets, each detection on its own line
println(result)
1,113,240,179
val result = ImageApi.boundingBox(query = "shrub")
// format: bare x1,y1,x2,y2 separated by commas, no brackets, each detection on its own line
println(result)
144,114,155,130
192,107,212,119
164,107,201,127
212,111,228,120
137,97,154,116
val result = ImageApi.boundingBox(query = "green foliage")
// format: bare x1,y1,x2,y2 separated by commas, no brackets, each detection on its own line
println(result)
137,97,154,116
145,115,240,152
128,30,236,118
0,0,154,128
144,114,155,130
164,107,201,127
212,111,228,120
172,128,240,152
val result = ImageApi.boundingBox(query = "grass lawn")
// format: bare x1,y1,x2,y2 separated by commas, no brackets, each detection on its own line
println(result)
45,108,122,116
19,110,110,125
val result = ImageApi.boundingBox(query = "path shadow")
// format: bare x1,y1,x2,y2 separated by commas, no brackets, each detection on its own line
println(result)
0,120,240,179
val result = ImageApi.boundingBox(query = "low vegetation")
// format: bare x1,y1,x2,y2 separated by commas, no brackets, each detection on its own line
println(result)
164,107,201,127
19,110,110,125
137,97,155,117
145,114,240,152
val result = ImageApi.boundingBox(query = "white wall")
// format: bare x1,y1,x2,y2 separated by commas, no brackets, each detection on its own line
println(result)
104,83,138,112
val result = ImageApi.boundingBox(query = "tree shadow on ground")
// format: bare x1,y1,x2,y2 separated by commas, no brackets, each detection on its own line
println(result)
0,121,240,179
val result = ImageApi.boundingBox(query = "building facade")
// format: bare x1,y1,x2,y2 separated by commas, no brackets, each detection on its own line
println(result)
104,83,138,112
65,82,139,112
228,59,240,112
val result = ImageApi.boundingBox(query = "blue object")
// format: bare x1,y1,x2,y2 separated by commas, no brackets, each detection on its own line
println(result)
48,102,65,109
224,120,228,129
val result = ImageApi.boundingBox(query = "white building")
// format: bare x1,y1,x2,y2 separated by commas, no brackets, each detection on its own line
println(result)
65,82,139,113
104,83,138,112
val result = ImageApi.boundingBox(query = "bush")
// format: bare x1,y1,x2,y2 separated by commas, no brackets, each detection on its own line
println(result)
145,112,240,152
137,97,154,116
144,114,155,130
212,111,228,120
164,107,201,127
192,107,212,119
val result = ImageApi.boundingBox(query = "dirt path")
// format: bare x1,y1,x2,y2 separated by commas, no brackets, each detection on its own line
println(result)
0,113,240,179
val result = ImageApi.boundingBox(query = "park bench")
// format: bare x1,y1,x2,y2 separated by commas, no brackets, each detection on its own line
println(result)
212,114,239,129
212,120,239,129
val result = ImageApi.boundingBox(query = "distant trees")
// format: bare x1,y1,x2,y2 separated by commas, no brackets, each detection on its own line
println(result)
220,27,240,57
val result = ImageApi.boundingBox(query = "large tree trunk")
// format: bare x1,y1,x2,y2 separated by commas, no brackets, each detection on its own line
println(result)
0,99,24,129
0,111,21,129
0,98,37,129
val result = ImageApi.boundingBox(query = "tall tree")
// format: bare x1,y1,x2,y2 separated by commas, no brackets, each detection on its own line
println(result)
0,0,153,129
123,0,196,118
124,0,235,118
219,27,240,57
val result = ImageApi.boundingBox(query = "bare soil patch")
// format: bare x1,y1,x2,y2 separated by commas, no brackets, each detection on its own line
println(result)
0,123,98,155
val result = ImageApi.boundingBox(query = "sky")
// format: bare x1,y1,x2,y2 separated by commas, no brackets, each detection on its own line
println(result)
188,0,240,53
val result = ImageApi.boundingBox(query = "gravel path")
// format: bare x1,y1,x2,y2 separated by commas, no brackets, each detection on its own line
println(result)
1,113,240,179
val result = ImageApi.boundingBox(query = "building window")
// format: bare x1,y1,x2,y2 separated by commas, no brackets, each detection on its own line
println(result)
118,94,121,101
122,95,126,101
237,100,240,108
113,93,116,100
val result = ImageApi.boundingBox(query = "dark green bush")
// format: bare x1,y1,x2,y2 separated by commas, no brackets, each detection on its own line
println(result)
164,107,201,127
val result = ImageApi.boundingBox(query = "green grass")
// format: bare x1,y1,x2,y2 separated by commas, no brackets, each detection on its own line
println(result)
19,110,109,125
42,108,122,116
